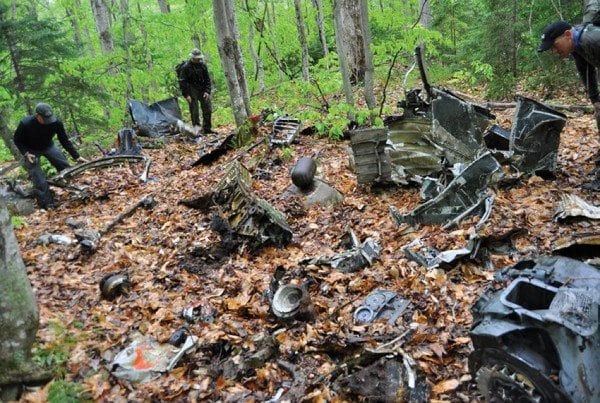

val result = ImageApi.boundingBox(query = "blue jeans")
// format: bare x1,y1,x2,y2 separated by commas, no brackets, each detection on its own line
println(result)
23,144,71,208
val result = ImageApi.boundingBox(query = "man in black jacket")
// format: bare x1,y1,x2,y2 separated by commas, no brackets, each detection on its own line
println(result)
13,102,87,209
178,48,215,134
538,20,600,190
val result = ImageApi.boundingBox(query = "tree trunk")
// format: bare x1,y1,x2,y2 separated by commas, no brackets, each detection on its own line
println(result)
137,1,156,100
333,0,354,108
157,0,170,13
243,0,265,93
0,200,39,389
65,6,83,48
418,0,431,27
359,0,375,111
264,2,285,81
0,110,22,163
333,0,364,84
90,0,114,52
311,0,329,58
511,0,517,78
294,0,310,81
213,0,250,127
120,0,133,100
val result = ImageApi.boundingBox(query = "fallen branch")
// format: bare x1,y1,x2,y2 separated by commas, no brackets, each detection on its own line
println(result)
101,194,155,235
0,161,20,177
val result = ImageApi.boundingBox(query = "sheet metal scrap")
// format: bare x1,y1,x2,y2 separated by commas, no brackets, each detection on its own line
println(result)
386,116,442,182
426,88,494,165
353,289,410,325
270,116,301,147
213,161,292,248
111,334,197,383
552,233,600,266
470,256,600,402
509,95,566,177
403,235,480,269
349,128,392,185
304,229,381,272
49,155,152,185
128,97,182,137
390,152,500,229
554,193,600,221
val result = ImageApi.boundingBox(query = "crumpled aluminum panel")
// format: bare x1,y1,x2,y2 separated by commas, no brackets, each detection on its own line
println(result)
214,161,292,247
509,95,566,176
390,152,500,228
427,89,493,165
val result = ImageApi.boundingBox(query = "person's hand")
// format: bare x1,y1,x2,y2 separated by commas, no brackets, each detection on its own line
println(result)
203,92,210,100
24,152,36,164
76,156,88,164
186,95,192,103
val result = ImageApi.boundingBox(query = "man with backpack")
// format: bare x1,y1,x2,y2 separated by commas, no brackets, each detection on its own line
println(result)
538,19,600,190
177,48,215,134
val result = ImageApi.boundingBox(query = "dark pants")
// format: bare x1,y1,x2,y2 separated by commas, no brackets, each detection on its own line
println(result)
188,87,212,131
23,144,71,208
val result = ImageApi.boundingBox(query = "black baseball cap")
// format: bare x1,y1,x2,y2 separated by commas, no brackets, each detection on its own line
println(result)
34,102,57,124
538,20,572,52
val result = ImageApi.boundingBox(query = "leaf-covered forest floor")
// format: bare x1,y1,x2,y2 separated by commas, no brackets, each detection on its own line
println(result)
14,94,600,402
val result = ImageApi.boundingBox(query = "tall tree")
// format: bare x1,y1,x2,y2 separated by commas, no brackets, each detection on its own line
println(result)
332,0,364,84
120,0,133,100
359,0,375,110
157,0,170,13
333,0,353,106
90,0,114,52
213,0,250,127
243,0,265,93
293,0,310,81
419,0,432,27
312,0,329,58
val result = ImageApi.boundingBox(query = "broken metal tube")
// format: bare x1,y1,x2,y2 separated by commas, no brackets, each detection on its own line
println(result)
291,157,316,190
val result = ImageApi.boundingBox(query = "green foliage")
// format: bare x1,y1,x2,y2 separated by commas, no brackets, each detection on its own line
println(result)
280,146,294,161
10,215,27,229
48,380,90,403
32,321,78,377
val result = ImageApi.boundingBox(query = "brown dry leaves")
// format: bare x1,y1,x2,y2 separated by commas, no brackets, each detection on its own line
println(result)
16,111,600,401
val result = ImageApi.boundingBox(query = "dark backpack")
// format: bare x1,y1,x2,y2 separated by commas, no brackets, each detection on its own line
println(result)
175,60,187,82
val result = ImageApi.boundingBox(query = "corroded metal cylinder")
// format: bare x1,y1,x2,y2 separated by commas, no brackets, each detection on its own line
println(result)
291,157,316,190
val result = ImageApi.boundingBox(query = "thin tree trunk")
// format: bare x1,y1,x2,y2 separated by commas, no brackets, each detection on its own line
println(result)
213,0,250,127
65,6,83,47
359,0,375,111
243,0,265,93
157,0,170,13
0,110,22,162
333,0,354,108
264,1,285,81
512,0,517,78
311,0,329,58
120,0,133,100
418,0,431,27
90,0,114,52
294,0,310,81
137,1,156,100
333,0,364,84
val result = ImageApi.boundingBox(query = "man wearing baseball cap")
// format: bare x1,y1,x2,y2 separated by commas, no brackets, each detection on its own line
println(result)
538,20,600,190
13,102,87,209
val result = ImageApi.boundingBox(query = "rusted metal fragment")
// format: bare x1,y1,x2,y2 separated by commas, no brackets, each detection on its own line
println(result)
270,116,301,147
390,152,500,229
470,256,600,402
554,193,600,221
509,95,566,177
426,88,493,165
484,124,511,150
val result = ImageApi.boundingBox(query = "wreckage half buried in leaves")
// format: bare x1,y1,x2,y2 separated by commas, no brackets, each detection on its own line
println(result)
183,161,292,249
